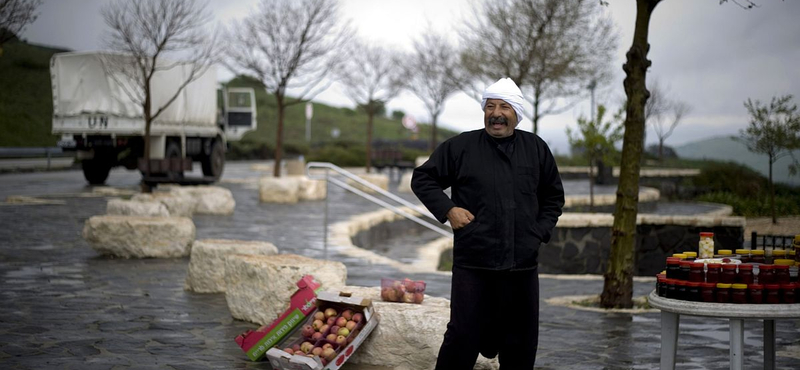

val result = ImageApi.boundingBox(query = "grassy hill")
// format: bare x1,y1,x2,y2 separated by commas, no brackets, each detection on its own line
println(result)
0,39,457,157
0,38,68,147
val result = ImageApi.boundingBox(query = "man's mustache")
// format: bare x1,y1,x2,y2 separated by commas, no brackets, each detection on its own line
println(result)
488,116,508,125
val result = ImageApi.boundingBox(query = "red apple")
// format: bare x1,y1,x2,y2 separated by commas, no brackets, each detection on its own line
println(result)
403,292,415,303
284,348,294,355
330,325,340,335
415,280,426,292
312,319,324,330
326,317,336,326
311,347,323,356
319,324,329,334
324,308,337,318
385,288,398,302
301,325,315,338
403,278,416,292
352,313,363,323
326,333,337,342
345,320,356,330
322,343,333,350
335,317,347,327
311,332,323,341
322,347,336,361
313,311,325,321
341,310,353,320
414,292,425,304
335,335,346,345
300,341,314,353
291,344,301,352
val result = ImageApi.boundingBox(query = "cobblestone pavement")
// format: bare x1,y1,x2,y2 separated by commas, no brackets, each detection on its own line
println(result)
1,162,798,369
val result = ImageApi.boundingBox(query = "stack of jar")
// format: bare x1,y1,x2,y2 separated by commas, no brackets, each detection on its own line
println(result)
656,253,799,304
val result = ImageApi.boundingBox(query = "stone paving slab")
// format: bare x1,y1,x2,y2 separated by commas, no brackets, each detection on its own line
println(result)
1,163,798,369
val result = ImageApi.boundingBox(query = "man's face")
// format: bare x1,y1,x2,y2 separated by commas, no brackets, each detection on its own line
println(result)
483,99,518,138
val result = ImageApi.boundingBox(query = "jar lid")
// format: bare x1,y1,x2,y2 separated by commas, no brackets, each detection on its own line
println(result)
795,234,800,243
735,249,751,254
657,274,666,280
751,250,765,255
774,259,795,266
680,261,693,267
717,250,732,255
722,264,737,269
774,264,790,270
750,284,764,289
731,284,748,289
700,232,714,237
667,259,680,265
773,250,786,256
760,264,774,270
691,262,704,268
684,251,697,257
707,263,722,268
765,284,781,289
780,284,796,289
673,253,687,259
701,282,717,288
716,283,732,288
687,282,701,287
738,264,753,270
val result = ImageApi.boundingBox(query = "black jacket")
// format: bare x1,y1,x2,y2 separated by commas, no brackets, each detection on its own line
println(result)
411,129,565,270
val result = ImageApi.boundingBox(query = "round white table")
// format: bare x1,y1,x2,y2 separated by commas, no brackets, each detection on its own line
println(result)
648,290,800,370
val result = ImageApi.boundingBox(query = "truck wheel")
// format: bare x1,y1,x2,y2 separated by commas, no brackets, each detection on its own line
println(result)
82,159,111,185
201,140,225,180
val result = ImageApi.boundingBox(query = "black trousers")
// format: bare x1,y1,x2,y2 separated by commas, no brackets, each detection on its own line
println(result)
435,265,540,370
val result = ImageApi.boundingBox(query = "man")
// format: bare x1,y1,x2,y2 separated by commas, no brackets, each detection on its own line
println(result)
411,78,564,369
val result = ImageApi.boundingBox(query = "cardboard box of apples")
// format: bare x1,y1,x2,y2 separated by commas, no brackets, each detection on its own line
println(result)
380,278,426,304
235,275,323,361
266,290,379,369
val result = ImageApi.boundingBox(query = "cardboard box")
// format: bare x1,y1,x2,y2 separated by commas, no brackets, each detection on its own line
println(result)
266,291,379,370
235,275,322,361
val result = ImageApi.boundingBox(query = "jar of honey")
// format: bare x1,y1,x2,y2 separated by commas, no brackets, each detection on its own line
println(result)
751,249,766,264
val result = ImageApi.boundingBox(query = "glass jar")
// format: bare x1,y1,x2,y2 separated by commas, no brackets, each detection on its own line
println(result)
706,263,721,283
689,262,705,283
700,282,716,302
751,249,766,264
666,279,678,299
676,280,688,300
699,232,715,258
759,264,775,285
657,275,667,297
720,264,737,284
731,284,748,304
679,261,692,281
683,251,697,261
666,258,681,280
781,283,796,303
793,235,800,263
775,265,790,284
773,249,787,261
687,282,701,302
736,249,752,263
765,284,781,304
749,284,764,304
716,283,731,303
737,264,754,284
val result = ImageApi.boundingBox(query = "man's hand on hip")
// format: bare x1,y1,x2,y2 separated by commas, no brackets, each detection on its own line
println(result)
447,207,474,230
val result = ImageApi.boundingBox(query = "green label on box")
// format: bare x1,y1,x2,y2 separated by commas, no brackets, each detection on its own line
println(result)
246,308,304,361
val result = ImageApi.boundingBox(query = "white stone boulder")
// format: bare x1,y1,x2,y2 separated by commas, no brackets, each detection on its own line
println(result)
338,286,497,370
347,173,389,194
259,177,300,204
298,177,326,200
397,172,413,193
185,239,278,293
131,191,197,217
178,186,236,215
106,198,170,217
82,215,195,258
286,159,306,176
224,254,347,325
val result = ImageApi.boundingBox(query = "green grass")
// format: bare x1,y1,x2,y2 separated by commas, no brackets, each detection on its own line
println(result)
0,39,68,147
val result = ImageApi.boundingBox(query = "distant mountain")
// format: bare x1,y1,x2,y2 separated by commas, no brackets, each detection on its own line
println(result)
674,136,800,186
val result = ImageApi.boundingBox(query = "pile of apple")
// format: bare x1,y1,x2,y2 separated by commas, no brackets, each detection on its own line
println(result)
380,278,426,304
281,307,363,365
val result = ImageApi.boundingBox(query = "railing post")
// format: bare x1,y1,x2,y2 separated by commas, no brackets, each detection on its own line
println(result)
323,167,329,260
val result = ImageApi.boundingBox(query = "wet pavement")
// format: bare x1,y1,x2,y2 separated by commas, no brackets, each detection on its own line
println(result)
1,162,798,369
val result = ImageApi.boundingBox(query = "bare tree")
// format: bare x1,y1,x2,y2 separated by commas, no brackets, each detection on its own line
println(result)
459,0,618,134
0,0,41,56
653,100,690,162
404,31,461,152
338,39,403,173
225,0,350,177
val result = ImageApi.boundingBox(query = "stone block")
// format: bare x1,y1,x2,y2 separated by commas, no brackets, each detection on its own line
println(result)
172,186,236,215
185,239,278,293
286,159,306,176
347,174,389,194
131,191,197,217
258,177,300,204
298,177,326,201
82,215,195,258
334,286,497,370
224,254,347,325
397,172,413,193
106,198,169,217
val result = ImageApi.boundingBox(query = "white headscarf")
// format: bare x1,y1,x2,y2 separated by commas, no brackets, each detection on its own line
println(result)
481,78,525,124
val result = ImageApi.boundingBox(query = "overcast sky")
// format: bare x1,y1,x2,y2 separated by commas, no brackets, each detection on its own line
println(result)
21,0,800,154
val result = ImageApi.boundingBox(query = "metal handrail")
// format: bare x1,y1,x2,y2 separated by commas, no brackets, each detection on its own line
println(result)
306,162,452,258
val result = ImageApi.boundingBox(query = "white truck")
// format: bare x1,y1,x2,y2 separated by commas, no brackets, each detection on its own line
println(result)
50,52,257,185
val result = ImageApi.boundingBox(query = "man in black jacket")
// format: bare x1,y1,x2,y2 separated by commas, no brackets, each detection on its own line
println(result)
412,78,564,369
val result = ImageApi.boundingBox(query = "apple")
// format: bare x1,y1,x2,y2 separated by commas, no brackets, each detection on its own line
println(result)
341,309,353,320
414,292,425,304
380,287,392,300
335,317,347,327
311,332,323,341
322,347,336,361
321,358,329,366
391,280,403,290
326,317,336,326
301,325,315,338
313,311,325,321
291,344,301,352
337,327,350,337
385,288,398,302
335,335,347,345
403,278,416,292
352,313,363,323
322,343,333,350
326,333,337,342
324,308,337,318
345,320,357,330
330,325,340,335
312,319,324,330
415,281,426,292
284,348,294,355
403,292,415,303
312,347,323,356
319,324,330,334
300,341,314,353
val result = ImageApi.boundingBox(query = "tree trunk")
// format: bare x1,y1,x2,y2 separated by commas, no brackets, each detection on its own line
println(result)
141,87,153,193
366,109,374,174
659,138,664,163
589,159,595,212
273,96,285,178
600,0,660,309
532,90,541,135
430,116,438,152
769,156,776,224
